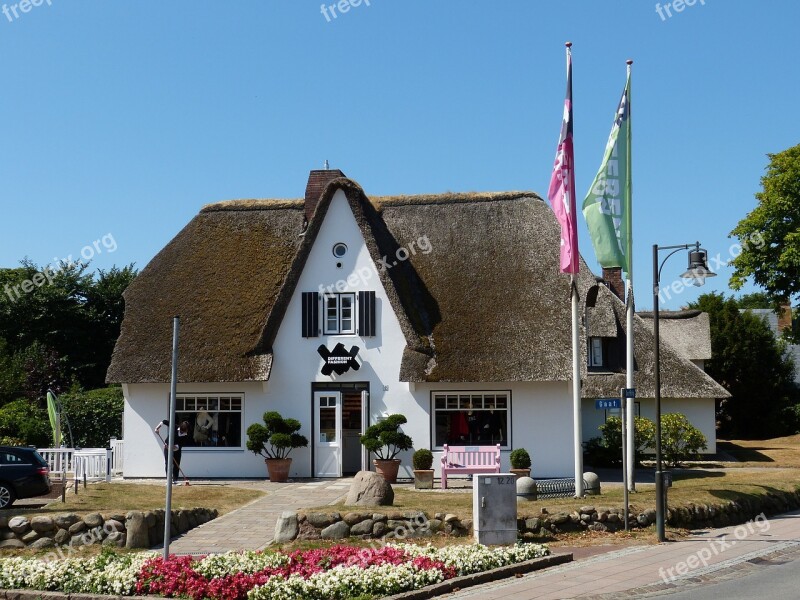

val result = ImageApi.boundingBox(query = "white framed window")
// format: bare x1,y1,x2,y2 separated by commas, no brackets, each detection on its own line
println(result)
323,293,356,335
174,394,244,449
588,337,604,367
432,391,511,449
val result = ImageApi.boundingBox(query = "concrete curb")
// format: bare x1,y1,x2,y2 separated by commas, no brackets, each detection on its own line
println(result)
382,552,574,600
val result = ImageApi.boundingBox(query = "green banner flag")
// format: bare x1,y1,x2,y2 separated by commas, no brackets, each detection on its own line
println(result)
582,73,632,275
47,391,60,447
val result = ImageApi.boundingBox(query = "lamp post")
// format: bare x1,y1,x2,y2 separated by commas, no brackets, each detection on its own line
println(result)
652,241,716,542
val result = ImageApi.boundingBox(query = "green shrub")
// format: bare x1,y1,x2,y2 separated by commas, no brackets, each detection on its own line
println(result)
0,399,51,447
412,448,434,470
584,416,657,467
246,411,309,460
360,414,413,460
660,413,708,466
509,448,531,469
59,387,124,448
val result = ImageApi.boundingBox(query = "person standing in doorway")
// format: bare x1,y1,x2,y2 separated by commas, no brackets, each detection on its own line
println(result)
154,419,190,484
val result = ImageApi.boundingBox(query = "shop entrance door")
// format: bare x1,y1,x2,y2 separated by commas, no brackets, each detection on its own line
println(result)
314,391,342,477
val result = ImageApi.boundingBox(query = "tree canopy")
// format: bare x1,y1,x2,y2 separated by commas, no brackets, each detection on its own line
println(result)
729,144,800,306
687,293,797,439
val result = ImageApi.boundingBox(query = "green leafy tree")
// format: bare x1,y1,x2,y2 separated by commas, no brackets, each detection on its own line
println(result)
0,399,51,447
729,144,800,309
246,411,309,460
660,413,708,467
360,414,413,460
59,387,124,448
687,293,796,438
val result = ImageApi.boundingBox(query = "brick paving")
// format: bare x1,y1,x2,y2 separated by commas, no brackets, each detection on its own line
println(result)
166,478,352,554
447,509,800,599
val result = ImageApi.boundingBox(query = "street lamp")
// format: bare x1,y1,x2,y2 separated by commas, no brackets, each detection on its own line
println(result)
652,241,716,542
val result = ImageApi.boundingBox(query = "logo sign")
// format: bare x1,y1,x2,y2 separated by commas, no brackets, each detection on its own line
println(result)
622,388,636,399
595,398,621,410
317,343,360,376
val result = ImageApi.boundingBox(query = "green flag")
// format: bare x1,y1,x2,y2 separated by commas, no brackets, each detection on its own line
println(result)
582,72,632,275
47,391,60,447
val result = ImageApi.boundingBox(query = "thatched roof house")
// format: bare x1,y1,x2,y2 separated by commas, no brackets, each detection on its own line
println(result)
109,171,727,479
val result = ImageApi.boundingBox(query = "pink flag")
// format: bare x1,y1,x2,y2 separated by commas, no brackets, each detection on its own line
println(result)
547,45,579,274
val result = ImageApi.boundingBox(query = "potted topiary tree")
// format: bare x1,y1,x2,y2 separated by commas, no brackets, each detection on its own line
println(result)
412,448,434,489
509,448,532,479
360,414,413,483
246,411,309,482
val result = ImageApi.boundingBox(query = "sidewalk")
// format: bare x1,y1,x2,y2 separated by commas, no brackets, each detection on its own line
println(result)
167,478,352,554
447,509,800,599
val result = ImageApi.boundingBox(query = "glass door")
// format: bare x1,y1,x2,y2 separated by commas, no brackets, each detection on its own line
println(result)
314,391,342,477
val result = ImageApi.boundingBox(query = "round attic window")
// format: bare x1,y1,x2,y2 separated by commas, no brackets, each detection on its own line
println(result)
332,243,348,258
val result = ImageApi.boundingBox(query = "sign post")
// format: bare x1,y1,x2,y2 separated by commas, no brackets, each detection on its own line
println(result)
620,388,629,531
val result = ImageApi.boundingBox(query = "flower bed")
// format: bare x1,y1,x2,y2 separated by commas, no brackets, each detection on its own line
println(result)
0,542,550,600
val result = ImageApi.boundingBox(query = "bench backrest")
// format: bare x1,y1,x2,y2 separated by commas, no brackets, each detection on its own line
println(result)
441,444,501,467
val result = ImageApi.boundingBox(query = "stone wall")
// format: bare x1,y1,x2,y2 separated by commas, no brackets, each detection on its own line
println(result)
0,507,217,552
280,489,800,543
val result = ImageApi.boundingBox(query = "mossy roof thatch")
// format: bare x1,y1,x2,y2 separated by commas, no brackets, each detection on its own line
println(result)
107,177,728,399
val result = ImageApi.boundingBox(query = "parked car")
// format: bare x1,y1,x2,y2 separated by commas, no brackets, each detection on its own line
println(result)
0,446,52,509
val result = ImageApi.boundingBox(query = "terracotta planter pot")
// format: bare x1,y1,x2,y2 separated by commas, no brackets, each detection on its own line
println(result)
374,459,401,483
265,458,292,482
413,469,434,489
510,468,531,480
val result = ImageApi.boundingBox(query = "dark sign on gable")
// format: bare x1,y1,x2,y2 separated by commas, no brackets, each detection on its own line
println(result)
317,343,361,376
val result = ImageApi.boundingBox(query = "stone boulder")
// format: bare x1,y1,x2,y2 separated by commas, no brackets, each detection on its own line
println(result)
30,516,56,533
8,516,30,534
125,511,150,549
273,511,299,544
320,521,350,540
345,471,394,507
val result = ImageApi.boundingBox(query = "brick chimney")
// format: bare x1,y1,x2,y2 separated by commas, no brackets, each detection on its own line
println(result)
602,267,625,302
305,168,345,222
778,301,793,334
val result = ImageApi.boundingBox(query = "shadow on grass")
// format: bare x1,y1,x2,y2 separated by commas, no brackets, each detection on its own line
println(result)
717,441,776,463
671,469,726,481
706,484,800,504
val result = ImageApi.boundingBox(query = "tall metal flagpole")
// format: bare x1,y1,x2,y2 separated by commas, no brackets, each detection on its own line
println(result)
566,42,584,498
163,316,180,559
624,59,636,492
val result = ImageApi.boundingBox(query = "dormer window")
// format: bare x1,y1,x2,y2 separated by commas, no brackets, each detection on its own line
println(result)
324,293,355,335
588,337,605,368
301,291,377,337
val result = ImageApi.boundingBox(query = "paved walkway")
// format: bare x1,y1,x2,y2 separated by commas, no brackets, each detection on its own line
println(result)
448,509,800,599
167,478,352,554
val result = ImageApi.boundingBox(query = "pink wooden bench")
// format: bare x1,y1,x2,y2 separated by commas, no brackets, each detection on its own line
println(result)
440,444,501,489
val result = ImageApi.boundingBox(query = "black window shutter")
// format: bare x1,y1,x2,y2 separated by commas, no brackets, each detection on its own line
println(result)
358,291,376,336
301,292,319,337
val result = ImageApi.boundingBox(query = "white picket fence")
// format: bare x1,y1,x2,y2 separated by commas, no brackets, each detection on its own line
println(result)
38,438,125,482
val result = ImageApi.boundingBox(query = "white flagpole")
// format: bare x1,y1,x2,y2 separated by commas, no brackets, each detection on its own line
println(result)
567,41,584,498
572,275,584,497
625,59,636,492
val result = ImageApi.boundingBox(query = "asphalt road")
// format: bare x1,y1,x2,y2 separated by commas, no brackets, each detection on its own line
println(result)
641,545,800,600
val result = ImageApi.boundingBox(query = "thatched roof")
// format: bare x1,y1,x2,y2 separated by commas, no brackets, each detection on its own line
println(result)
637,310,712,362
107,176,729,399
584,297,729,399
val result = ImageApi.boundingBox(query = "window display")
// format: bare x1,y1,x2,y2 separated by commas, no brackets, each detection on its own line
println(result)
432,392,510,449
175,394,243,448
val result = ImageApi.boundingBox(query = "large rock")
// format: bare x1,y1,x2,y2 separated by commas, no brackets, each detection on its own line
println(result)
84,513,104,528
0,539,25,549
320,521,350,540
273,511,299,544
8,517,30,534
350,519,375,536
345,471,394,507
30,537,56,549
30,516,56,533
125,511,150,549
54,513,80,529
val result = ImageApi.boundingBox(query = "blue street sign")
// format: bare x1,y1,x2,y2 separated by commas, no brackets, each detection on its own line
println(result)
623,388,636,399
595,398,621,410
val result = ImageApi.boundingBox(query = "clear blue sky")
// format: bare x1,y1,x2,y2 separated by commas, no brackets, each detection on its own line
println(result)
2,0,798,310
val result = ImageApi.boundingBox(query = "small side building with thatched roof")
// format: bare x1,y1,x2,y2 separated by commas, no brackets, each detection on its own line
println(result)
107,170,728,479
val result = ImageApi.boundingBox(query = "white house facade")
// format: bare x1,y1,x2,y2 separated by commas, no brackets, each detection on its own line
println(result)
109,171,728,480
